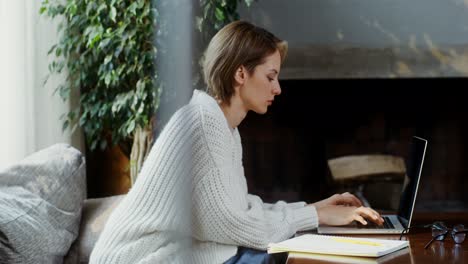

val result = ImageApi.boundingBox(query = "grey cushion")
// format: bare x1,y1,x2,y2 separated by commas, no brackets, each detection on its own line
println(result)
0,143,86,263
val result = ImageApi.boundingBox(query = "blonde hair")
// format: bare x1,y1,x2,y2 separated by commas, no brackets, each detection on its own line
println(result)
202,21,287,105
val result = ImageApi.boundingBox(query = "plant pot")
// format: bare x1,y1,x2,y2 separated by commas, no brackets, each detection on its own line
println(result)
86,143,131,198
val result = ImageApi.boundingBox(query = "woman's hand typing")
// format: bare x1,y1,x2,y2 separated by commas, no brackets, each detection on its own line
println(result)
315,205,384,226
309,192,384,226
312,192,363,209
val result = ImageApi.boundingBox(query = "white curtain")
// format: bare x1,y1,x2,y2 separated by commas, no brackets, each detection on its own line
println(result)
0,0,83,170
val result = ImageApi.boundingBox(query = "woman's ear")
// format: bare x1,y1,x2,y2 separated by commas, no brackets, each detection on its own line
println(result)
234,66,246,86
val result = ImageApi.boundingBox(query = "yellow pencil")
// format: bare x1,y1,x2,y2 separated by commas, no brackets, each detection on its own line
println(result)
331,237,383,247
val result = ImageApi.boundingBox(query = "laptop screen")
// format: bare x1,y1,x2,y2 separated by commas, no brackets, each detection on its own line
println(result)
397,136,427,228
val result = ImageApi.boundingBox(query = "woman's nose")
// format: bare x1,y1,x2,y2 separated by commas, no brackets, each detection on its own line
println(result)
273,81,281,95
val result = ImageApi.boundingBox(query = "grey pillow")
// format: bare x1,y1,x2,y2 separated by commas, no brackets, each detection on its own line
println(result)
0,143,86,264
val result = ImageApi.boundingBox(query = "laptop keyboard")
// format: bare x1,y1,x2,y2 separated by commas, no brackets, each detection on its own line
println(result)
357,216,395,229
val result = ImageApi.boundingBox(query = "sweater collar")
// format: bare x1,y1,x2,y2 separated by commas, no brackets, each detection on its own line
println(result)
190,89,220,112
190,89,237,134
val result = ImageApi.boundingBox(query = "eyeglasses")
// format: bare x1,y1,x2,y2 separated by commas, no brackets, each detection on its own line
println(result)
399,221,468,249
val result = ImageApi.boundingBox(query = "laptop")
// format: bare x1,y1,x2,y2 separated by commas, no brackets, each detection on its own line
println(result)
317,136,427,234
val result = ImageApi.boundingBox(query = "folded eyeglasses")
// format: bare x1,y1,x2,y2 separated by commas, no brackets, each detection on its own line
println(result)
399,221,468,249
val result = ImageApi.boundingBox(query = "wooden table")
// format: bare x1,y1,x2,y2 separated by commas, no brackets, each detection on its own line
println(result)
287,212,468,264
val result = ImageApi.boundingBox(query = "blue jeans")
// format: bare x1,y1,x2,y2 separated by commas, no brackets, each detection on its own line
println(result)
224,247,287,264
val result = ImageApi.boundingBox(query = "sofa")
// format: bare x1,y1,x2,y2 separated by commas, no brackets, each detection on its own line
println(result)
64,194,124,263
0,144,124,264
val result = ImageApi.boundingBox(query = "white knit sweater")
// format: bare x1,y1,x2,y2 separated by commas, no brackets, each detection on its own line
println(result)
89,90,319,264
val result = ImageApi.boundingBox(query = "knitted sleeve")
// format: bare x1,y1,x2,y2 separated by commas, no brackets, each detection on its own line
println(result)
192,167,318,250
247,194,308,210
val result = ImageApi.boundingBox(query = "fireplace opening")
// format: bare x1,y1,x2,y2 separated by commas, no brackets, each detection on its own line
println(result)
239,78,468,212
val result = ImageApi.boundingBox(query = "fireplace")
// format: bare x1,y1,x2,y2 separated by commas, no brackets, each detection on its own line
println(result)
239,78,468,212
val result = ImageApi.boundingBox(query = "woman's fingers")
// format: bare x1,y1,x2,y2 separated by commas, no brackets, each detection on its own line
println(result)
356,207,384,225
332,193,362,207
340,192,363,207
368,207,384,222
354,214,367,225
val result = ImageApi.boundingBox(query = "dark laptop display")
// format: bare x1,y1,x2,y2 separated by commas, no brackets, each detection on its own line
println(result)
397,136,428,229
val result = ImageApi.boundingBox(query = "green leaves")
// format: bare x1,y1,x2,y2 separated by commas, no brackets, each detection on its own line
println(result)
127,120,136,135
84,25,103,48
109,6,117,22
41,0,159,151
197,0,254,44
104,54,112,65
128,2,138,16
215,7,225,21
244,0,255,7
97,3,107,15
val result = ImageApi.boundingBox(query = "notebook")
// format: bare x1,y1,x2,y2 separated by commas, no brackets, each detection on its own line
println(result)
317,136,427,234
288,246,410,264
267,234,409,258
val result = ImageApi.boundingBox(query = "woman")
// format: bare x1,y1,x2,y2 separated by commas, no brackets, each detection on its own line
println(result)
90,21,384,264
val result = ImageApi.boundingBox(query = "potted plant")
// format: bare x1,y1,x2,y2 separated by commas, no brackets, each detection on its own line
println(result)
40,0,255,195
